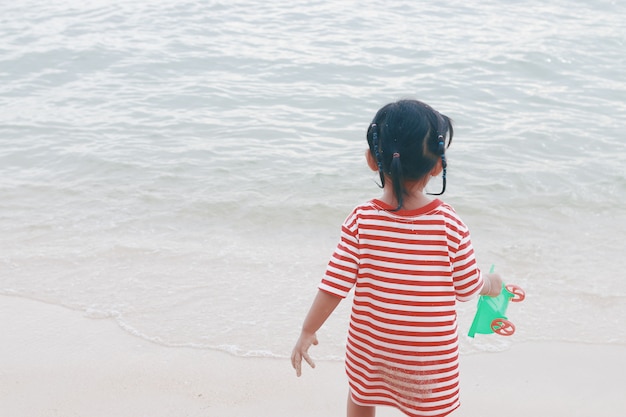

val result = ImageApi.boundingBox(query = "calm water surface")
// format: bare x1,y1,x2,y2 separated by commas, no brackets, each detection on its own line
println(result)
1,0,625,358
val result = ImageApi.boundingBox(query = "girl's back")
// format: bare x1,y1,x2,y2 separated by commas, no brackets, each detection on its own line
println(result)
320,198,482,416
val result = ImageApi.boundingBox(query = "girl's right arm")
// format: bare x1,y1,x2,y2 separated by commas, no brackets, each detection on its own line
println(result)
480,273,504,297
291,289,342,377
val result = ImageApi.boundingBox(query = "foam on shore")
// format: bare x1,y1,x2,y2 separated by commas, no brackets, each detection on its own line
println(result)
1,295,624,417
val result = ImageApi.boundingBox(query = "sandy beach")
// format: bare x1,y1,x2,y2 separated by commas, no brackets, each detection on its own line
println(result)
1,294,624,417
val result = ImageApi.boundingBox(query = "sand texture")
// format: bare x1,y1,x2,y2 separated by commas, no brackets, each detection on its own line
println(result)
1,295,625,417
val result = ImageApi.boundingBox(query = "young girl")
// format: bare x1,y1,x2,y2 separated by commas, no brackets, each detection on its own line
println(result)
291,99,503,417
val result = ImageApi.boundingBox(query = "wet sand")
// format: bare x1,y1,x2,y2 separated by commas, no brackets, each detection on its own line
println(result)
1,295,624,417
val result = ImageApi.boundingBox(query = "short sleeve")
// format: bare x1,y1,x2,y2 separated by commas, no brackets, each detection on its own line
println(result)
451,227,484,302
318,212,359,298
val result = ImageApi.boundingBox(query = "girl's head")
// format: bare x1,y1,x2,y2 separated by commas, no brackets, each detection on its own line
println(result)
366,99,453,210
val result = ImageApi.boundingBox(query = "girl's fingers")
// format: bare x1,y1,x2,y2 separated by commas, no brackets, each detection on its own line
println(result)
291,334,318,377
292,352,302,376
302,352,316,369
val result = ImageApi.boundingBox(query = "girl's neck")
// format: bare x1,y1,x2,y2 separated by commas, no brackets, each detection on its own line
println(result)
379,182,433,211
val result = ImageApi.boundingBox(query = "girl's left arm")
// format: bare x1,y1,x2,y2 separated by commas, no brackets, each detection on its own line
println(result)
291,290,342,377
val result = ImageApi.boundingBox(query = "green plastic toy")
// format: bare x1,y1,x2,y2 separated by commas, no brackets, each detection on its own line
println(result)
468,266,525,338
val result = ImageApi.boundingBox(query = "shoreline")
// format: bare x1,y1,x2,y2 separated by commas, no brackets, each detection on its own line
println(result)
1,295,625,417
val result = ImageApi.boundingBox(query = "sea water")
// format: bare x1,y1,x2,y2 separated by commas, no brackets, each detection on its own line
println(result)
1,0,625,360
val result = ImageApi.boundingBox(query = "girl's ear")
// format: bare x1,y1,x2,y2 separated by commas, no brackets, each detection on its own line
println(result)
365,149,379,172
430,157,444,177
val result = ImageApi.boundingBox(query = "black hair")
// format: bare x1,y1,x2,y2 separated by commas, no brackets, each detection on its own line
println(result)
366,99,453,211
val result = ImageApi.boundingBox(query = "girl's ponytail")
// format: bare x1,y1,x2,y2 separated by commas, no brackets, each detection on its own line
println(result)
390,152,404,211
370,123,385,187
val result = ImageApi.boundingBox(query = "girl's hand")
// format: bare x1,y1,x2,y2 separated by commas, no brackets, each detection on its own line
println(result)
481,273,503,297
290,290,341,376
291,331,319,377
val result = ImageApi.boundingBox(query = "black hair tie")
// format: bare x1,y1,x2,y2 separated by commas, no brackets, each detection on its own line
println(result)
436,135,445,155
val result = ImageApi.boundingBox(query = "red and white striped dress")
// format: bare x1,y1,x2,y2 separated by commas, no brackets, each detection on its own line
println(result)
319,199,483,417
